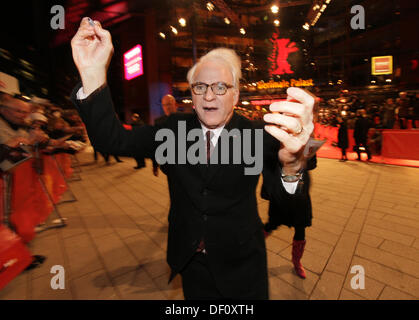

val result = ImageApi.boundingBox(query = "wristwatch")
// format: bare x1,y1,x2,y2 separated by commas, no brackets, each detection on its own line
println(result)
281,168,304,183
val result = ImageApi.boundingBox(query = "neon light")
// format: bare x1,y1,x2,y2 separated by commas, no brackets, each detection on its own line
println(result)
124,45,143,80
256,79,314,89
371,56,393,75
250,99,285,106
268,32,299,76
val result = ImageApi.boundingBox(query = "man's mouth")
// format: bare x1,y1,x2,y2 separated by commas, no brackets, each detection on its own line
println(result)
203,106,218,112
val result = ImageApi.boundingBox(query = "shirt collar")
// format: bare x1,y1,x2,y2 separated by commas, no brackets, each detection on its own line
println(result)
200,122,225,144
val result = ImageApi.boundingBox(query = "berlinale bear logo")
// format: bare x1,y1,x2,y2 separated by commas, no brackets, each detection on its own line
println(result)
268,32,299,76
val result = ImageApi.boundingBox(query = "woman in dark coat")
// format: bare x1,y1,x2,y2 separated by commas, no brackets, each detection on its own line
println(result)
337,117,348,161
262,155,317,279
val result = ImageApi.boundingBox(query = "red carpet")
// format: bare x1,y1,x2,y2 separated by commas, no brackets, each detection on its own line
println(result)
317,140,419,168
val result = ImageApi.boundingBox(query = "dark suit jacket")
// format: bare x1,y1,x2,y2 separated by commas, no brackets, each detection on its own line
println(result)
354,117,371,145
71,84,309,298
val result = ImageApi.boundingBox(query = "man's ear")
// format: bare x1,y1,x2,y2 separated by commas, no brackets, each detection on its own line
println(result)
233,89,239,106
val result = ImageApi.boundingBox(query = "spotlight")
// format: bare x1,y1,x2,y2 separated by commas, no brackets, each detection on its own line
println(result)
224,17,230,24
274,19,280,26
170,26,178,35
271,5,279,14
179,18,186,27
206,2,214,11
240,28,246,35
159,32,166,39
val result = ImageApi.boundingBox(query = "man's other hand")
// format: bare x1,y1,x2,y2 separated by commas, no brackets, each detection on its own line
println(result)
71,17,114,96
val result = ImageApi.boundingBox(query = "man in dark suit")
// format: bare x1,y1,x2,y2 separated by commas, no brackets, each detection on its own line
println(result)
152,95,177,176
354,109,372,161
70,18,315,299
155,94,177,125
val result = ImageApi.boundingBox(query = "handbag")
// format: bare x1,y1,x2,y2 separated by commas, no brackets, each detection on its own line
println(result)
0,225,33,290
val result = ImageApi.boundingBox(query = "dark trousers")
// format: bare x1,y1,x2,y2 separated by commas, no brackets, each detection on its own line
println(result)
180,252,223,300
94,149,121,162
355,141,371,160
180,252,268,300
134,157,146,168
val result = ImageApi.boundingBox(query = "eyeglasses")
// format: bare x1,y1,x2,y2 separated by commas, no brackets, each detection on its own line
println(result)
191,82,234,96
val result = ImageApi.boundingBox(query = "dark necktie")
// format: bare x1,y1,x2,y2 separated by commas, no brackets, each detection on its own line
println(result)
197,130,214,254
206,130,214,164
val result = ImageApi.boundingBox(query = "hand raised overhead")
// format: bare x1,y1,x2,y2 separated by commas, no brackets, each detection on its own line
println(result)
71,17,114,96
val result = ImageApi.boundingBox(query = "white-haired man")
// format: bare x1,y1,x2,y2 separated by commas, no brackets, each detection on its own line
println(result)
70,18,315,299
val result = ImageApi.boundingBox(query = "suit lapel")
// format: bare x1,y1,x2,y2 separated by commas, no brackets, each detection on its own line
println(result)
182,113,207,177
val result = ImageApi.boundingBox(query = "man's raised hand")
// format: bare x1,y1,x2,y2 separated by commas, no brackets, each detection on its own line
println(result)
71,17,114,96
264,87,315,174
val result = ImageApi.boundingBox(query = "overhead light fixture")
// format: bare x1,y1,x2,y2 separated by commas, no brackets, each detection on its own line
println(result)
386,79,392,82
320,4,327,12
242,101,250,105
170,26,178,35
271,5,279,14
303,23,310,30
240,28,246,35
159,32,166,39
274,19,280,26
326,0,332,4
182,99,192,104
371,80,376,84
224,17,230,24
206,2,215,11
179,18,186,27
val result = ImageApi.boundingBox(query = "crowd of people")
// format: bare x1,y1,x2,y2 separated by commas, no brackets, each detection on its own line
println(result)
0,92,88,159
316,90,419,130
0,81,90,274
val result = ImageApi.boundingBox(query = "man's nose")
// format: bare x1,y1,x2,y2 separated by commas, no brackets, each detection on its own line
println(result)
203,87,216,101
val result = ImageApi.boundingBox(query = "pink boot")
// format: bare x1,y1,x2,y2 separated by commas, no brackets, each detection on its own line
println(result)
292,240,306,279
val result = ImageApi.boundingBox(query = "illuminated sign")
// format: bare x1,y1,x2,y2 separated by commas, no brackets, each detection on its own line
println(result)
268,32,299,76
124,45,143,80
251,99,285,106
257,79,314,90
371,56,393,75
